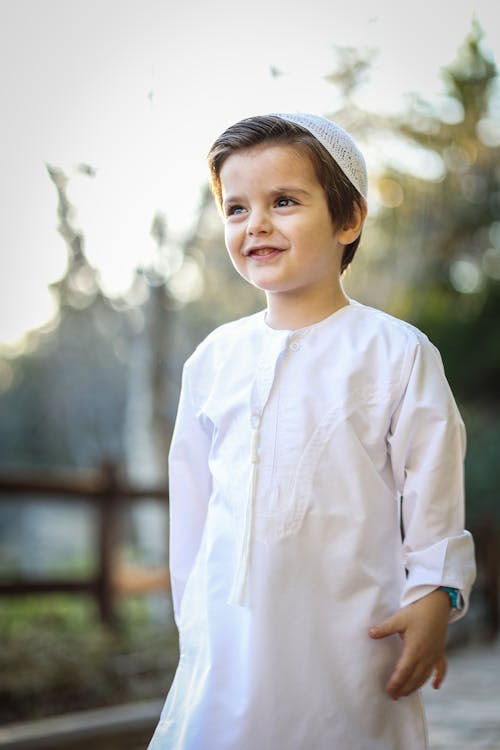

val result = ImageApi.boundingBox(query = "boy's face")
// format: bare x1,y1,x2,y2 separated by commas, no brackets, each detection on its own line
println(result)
219,144,353,305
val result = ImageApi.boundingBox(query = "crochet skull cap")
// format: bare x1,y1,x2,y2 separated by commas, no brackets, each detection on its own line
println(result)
273,113,368,200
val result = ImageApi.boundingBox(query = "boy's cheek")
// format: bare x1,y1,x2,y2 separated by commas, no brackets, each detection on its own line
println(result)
224,228,240,254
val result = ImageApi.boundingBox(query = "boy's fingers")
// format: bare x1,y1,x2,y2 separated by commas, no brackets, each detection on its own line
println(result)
385,652,417,697
387,653,447,699
368,613,404,639
431,656,447,690
387,658,431,699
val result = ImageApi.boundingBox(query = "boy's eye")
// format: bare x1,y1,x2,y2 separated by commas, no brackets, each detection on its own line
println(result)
226,204,245,216
275,196,297,208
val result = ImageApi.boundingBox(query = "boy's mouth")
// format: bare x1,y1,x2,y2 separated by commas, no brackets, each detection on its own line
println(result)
245,245,284,257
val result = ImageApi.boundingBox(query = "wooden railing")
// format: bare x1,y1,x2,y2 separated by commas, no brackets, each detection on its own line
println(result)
0,465,498,636
0,462,169,625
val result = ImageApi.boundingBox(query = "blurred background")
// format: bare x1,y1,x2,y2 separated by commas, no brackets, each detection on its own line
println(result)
0,1,499,748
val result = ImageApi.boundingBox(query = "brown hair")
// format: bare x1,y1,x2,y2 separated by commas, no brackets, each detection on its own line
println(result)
207,115,365,273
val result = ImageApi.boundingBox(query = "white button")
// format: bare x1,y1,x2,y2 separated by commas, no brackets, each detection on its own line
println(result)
289,341,300,351
251,413,261,428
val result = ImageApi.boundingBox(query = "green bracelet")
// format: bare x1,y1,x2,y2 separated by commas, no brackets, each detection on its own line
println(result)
438,586,462,610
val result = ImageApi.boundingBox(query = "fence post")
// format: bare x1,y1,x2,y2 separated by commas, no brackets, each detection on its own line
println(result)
97,461,120,626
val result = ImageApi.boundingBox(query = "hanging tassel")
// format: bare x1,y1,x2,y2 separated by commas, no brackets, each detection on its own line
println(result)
227,418,260,606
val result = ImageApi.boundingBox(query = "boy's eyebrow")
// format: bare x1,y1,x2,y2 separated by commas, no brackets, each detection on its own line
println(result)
222,194,243,207
223,186,312,207
270,185,311,197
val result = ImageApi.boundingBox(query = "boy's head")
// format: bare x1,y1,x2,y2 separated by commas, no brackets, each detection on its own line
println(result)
207,113,367,273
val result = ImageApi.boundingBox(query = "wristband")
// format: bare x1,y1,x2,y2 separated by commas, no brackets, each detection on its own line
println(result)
438,586,463,610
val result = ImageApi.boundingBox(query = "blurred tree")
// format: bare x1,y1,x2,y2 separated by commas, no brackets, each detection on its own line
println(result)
0,166,130,468
324,45,375,103
47,164,100,311
350,21,500,409
343,22,500,528
124,212,174,486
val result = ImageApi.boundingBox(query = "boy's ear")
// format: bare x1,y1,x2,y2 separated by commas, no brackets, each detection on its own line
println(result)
338,200,367,245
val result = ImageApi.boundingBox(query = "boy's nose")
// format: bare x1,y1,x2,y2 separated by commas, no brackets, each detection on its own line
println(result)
247,208,272,235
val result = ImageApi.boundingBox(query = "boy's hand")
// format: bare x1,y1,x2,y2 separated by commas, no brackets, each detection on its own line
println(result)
368,589,451,700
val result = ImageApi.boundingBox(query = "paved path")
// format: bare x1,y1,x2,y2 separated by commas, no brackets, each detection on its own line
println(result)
423,638,500,749
1,640,498,749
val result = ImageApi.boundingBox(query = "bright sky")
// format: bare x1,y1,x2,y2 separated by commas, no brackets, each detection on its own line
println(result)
1,0,499,348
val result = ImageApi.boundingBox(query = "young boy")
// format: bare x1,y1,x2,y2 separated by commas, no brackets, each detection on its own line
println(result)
148,114,476,749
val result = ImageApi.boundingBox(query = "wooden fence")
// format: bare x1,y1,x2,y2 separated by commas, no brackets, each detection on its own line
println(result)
0,465,498,635
0,462,169,625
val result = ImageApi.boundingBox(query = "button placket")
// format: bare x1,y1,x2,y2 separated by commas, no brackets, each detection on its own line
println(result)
229,334,288,606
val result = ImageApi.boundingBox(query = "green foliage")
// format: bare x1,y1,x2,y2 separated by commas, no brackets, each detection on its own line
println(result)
0,595,178,723
463,407,500,523
443,19,497,126
0,302,129,469
407,280,500,404
346,22,500,527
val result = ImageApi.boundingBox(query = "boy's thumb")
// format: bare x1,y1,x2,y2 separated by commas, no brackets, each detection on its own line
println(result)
368,614,402,640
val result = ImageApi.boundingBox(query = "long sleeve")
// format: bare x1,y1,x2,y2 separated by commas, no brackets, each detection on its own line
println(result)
168,361,213,625
388,335,476,619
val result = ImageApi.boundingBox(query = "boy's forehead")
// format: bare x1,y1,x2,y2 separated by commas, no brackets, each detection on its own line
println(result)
220,143,316,185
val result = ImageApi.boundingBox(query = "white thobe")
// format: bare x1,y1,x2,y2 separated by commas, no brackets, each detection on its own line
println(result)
148,301,475,750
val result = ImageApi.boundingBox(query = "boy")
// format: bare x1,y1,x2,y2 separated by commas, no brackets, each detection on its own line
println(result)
148,114,476,749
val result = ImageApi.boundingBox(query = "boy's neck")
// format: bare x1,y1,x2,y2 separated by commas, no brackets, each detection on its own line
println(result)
265,287,350,331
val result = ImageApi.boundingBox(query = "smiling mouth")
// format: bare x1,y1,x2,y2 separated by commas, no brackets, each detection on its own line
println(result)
246,246,284,257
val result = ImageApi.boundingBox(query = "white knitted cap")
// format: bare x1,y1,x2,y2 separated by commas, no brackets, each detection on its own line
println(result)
273,113,368,199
